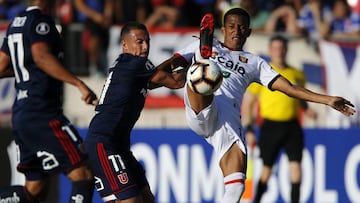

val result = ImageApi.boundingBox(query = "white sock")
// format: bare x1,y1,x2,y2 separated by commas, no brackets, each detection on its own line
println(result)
220,172,246,203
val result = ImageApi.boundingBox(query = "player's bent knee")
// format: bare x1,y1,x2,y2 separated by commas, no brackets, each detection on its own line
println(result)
221,172,246,203
67,163,94,182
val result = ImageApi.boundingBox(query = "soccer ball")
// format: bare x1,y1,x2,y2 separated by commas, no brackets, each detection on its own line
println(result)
187,59,223,95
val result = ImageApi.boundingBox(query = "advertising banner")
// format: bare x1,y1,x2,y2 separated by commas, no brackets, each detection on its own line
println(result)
57,128,360,203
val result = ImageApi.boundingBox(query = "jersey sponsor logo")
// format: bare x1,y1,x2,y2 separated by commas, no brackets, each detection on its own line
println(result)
239,56,248,63
0,192,20,203
221,71,231,78
11,17,26,27
211,55,246,76
35,22,50,35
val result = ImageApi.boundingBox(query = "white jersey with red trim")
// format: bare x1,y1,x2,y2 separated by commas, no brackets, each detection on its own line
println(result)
177,38,280,162
177,38,279,117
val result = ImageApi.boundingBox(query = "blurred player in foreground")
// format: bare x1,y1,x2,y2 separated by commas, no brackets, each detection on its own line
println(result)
159,7,356,203
242,34,317,203
0,0,98,202
84,22,185,203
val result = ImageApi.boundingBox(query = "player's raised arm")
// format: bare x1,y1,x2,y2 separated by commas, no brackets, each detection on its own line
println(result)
147,55,189,89
271,76,356,116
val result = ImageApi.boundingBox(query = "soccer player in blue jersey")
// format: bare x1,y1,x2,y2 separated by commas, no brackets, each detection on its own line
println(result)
84,22,185,203
0,0,98,202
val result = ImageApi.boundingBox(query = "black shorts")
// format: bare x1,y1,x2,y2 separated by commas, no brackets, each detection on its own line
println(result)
259,119,304,167
85,138,149,201
13,114,88,180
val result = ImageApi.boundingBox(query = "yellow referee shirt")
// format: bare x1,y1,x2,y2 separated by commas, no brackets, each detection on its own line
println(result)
247,63,306,121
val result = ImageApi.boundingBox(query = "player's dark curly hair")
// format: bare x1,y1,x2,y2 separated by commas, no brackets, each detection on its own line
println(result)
223,7,250,27
120,22,149,41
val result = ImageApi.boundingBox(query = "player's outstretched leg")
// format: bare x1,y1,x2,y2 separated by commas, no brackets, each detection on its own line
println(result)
200,13,214,59
187,13,216,113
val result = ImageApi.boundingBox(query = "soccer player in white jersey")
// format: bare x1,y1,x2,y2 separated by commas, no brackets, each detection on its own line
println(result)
161,7,356,203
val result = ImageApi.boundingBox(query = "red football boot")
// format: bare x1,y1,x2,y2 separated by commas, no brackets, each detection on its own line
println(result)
200,13,214,59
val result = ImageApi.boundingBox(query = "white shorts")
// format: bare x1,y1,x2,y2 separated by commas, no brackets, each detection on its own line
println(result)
184,89,247,163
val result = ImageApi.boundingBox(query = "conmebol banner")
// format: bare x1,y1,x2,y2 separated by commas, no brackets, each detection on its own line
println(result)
55,128,360,203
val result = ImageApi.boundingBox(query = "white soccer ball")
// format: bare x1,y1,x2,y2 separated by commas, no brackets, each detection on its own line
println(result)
187,59,223,96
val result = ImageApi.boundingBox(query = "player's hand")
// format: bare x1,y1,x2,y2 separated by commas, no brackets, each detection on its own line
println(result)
172,66,186,85
78,81,99,106
245,130,257,150
329,97,356,116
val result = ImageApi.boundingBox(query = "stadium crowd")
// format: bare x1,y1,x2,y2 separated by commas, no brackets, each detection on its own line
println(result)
1,0,358,77
1,0,358,35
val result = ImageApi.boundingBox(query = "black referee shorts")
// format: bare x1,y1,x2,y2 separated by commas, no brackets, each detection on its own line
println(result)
259,119,304,167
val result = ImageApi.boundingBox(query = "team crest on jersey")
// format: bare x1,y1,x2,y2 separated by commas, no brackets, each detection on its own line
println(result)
239,56,248,63
117,172,129,184
36,22,50,35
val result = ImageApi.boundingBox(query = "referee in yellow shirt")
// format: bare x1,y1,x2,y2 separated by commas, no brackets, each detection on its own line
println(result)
242,35,316,203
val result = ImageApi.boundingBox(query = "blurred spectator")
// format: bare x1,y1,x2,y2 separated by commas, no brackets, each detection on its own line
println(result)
144,0,185,29
58,0,73,26
183,0,217,27
112,0,151,25
216,0,240,14
74,0,113,77
0,0,26,21
297,0,333,46
264,4,302,36
240,0,271,32
0,0,7,21
194,0,217,19
325,0,360,38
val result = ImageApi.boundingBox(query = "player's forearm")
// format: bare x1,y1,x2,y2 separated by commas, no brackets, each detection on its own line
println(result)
34,52,81,87
285,85,331,106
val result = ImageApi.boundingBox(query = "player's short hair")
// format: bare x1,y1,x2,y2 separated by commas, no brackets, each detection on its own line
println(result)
223,7,250,27
269,34,288,50
120,22,149,41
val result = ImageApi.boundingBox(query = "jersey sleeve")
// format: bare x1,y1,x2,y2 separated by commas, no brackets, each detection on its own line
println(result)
28,15,58,45
131,56,157,79
257,57,280,89
175,39,199,63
